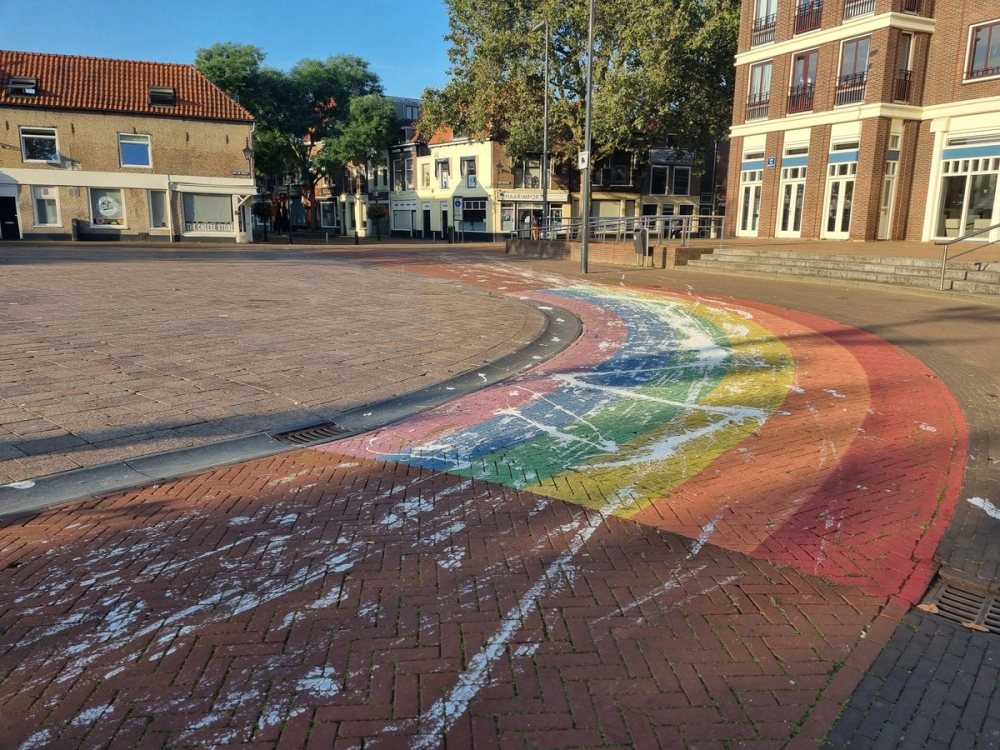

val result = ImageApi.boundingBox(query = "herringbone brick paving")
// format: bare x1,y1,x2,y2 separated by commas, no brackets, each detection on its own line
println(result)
0,450,890,749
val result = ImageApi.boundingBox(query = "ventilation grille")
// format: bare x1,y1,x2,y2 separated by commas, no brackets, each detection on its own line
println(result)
922,578,1000,635
271,421,350,445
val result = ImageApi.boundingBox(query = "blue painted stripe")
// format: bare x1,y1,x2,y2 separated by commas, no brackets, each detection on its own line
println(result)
742,160,765,171
828,151,858,164
782,156,809,167
887,150,900,161
378,291,685,470
942,145,1000,160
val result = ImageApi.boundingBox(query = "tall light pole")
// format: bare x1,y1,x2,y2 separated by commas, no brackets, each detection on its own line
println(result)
580,0,595,273
531,20,550,238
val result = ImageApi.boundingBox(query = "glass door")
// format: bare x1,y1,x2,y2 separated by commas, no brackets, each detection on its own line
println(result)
776,166,807,237
823,162,857,239
877,161,897,240
736,169,763,237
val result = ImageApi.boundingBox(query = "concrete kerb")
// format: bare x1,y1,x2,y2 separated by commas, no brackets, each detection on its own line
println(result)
0,301,582,518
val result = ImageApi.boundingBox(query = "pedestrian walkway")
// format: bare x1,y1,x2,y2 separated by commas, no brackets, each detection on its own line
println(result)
1,245,991,748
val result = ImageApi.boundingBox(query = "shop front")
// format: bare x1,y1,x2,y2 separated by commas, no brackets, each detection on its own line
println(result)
498,190,569,237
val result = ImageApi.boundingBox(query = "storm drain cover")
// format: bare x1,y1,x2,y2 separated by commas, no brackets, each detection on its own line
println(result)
921,577,1000,635
270,422,351,445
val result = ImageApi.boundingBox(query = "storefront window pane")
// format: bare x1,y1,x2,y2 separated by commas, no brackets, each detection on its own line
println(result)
149,190,168,228
183,193,232,233
90,188,125,226
967,173,997,232
937,175,967,237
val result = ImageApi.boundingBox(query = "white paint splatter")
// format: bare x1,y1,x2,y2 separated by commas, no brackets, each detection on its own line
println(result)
688,507,726,559
71,704,112,727
916,423,937,433
969,497,1000,520
3,480,35,489
297,666,340,698
823,389,846,399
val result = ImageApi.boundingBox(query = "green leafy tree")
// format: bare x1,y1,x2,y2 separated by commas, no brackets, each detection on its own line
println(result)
196,44,384,227
419,0,739,166
314,94,398,185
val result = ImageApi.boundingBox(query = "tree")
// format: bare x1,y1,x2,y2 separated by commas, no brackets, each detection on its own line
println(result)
196,45,386,227
316,94,398,173
419,0,739,167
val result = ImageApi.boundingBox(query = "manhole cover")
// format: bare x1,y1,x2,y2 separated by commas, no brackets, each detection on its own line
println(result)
921,577,1000,635
271,422,350,445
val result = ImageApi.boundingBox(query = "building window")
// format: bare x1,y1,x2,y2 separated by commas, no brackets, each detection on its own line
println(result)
320,202,339,228
514,159,543,189
746,61,772,120
148,86,176,107
894,33,914,101
20,127,58,163
788,49,818,113
937,154,999,237
7,76,38,97
405,158,414,191
393,157,413,191
421,163,431,188
32,186,59,226
89,188,126,227
182,193,233,233
794,0,823,34
672,167,691,196
836,36,870,105
148,190,168,228
119,133,151,167
752,0,777,45
405,105,420,120
650,166,669,195
967,21,1000,80
461,157,477,187
437,158,451,188
610,155,632,185
461,199,487,232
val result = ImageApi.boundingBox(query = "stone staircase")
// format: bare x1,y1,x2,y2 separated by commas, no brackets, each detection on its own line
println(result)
684,247,1000,297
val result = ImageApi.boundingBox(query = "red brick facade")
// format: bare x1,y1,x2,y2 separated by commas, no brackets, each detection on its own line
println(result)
727,0,1000,243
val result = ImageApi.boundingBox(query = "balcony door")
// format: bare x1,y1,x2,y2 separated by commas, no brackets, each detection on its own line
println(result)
789,50,818,113
836,36,870,105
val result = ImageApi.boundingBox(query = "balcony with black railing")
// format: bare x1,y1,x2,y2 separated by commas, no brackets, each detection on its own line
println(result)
835,73,868,105
902,0,920,12
745,94,771,121
787,83,815,113
843,0,875,18
751,14,777,46
893,70,913,101
794,1,823,34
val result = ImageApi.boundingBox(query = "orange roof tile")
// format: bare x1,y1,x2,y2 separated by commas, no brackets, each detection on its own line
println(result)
0,50,253,122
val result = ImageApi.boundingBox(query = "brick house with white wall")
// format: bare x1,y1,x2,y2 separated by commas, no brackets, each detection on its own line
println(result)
727,0,1000,243
0,50,255,243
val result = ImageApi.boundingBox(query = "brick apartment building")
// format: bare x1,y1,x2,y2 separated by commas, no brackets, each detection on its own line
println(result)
726,0,1000,243
0,51,255,243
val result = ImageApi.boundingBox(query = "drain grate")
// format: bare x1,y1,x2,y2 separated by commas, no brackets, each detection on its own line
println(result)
271,421,351,445
921,577,1000,635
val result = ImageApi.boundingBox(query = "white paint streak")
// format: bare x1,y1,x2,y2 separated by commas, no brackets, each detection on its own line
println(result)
688,507,726,558
969,497,1000,520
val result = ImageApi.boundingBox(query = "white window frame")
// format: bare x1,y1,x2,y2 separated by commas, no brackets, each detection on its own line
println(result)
964,19,1000,83
118,133,152,168
19,126,59,164
88,187,127,229
31,186,60,227
461,157,477,188
147,190,169,231
650,165,669,196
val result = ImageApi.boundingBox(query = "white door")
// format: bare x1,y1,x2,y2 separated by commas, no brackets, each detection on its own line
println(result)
822,162,857,240
877,161,897,240
776,166,807,238
736,170,763,237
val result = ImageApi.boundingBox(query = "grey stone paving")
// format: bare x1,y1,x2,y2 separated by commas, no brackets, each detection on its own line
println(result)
0,244,545,482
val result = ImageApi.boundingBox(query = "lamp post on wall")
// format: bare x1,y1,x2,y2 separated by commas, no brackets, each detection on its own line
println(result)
531,19,550,238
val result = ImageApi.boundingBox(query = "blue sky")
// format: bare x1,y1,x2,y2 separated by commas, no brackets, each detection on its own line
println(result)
0,0,451,98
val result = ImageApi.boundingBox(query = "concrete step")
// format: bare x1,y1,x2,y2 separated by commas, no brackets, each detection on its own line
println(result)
950,280,1000,295
685,259,951,289
701,253,970,280
712,247,984,271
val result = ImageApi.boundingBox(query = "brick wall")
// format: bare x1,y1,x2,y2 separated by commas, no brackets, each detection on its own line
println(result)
923,2,1000,106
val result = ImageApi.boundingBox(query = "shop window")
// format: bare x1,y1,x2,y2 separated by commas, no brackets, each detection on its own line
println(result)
148,190,168,228
89,188,126,227
461,199,487,232
182,193,233,233
32,186,59,226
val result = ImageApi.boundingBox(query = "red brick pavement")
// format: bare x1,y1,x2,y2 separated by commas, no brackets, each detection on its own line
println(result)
0,247,966,748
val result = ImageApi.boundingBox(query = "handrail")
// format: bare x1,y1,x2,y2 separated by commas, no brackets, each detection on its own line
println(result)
936,220,1000,290
509,213,727,253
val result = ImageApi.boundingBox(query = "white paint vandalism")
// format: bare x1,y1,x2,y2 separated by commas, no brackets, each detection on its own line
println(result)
916,422,937,433
823,389,847,399
296,666,341,698
969,497,1000,520
410,489,632,750
70,705,112,727
17,730,52,750
688,506,726,559
591,565,708,625
3,480,35,489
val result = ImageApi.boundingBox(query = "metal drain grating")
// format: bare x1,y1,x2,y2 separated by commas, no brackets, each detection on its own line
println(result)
270,422,350,445
921,577,1000,635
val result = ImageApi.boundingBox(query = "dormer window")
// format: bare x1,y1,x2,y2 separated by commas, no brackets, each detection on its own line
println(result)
7,76,38,97
148,86,176,107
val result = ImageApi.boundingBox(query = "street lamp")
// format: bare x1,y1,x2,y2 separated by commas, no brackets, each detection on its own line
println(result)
580,0,595,273
531,19,550,238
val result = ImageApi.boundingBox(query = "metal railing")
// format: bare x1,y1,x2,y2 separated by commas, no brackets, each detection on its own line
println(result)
794,0,823,33
745,93,770,121
751,14,777,46
936,220,1000,290
843,0,875,18
509,213,727,251
834,73,867,105
893,70,913,102
787,83,815,113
